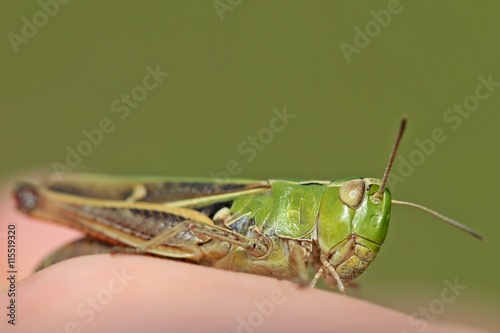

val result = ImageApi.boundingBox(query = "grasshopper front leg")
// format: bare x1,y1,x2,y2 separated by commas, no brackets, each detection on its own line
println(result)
287,239,311,286
308,252,345,292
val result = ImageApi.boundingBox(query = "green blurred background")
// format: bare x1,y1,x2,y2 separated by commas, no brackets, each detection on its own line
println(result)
2,1,499,329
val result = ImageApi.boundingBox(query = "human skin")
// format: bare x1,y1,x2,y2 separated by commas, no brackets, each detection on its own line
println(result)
0,183,490,333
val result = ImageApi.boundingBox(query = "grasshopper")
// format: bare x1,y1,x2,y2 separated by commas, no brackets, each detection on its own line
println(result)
13,118,483,291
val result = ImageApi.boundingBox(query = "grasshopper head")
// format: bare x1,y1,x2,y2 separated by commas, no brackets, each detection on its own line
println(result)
340,177,392,245
317,177,392,285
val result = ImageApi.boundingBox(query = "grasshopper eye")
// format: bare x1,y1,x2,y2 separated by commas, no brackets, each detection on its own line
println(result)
339,179,365,209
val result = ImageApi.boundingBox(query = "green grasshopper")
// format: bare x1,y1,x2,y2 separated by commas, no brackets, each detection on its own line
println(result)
13,118,482,291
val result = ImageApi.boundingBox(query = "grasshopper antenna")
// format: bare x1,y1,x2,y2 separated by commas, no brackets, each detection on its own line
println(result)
392,200,484,240
372,117,483,240
373,116,407,201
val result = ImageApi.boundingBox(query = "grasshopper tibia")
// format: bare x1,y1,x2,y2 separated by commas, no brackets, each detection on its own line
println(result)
137,220,272,259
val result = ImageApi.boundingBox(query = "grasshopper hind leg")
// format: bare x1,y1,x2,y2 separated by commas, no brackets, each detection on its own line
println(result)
136,220,272,260
35,237,116,271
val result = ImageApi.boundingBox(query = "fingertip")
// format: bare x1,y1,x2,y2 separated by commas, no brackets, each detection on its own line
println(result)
1,254,443,333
